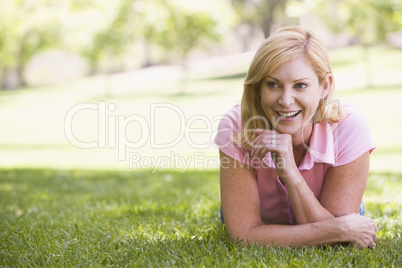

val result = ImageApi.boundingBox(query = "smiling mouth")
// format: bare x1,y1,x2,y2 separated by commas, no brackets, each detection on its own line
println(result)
276,111,301,118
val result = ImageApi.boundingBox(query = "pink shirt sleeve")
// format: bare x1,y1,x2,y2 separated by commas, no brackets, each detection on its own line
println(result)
332,105,376,166
214,105,252,166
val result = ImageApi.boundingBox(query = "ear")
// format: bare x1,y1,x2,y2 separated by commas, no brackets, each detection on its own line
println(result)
321,73,332,99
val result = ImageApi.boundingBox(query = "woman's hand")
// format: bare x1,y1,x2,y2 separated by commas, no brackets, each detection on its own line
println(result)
250,128,298,180
338,213,378,249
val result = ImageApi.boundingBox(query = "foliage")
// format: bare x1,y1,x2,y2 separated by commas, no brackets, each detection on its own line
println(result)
0,168,400,266
0,0,236,88
315,0,402,87
76,0,136,73
0,0,64,88
315,0,402,44
0,0,117,89
133,0,236,63
230,0,296,38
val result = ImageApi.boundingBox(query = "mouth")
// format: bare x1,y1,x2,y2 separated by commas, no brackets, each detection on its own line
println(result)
275,110,301,119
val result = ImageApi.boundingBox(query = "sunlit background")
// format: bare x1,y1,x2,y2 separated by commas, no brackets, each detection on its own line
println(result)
1,0,402,172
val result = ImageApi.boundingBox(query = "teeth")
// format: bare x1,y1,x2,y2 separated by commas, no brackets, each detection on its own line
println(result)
278,111,299,117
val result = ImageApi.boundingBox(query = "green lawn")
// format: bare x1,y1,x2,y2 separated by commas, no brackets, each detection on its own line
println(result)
0,45,402,266
0,168,400,267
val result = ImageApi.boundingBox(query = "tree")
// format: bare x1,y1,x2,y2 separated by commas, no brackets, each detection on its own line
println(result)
133,0,236,92
232,0,289,37
0,0,64,89
133,0,235,61
76,0,138,73
0,0,118,90
315,0,402,87
231,0,303,51
230,0,305,51
77,0,236,72
0,0,236,90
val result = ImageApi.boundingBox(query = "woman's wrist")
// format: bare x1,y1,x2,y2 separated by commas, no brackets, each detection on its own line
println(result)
311,217,347,244
281,169,303,187
331,217,349,242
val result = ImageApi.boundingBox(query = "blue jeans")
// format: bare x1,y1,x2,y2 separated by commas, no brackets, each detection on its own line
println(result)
359,202,365,215
220,202,365,224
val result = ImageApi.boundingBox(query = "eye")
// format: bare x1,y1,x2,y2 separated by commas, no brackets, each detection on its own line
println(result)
295,83,308,89
266,82,279,88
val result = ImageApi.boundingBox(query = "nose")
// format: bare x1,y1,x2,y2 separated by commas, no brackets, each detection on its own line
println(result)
278,89,294,107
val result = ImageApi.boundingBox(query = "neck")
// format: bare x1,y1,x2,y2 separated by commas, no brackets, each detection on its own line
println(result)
292,123,313,149
292,123,313,166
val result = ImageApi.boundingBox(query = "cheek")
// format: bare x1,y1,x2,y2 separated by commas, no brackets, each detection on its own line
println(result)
260,92,277,107
302,100,321,121
309,99,321,111
261,101,276,115
300,92,321,109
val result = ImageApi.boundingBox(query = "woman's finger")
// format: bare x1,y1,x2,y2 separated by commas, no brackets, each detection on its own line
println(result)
250,130,285,160
256,138,281,159
252,136,267,159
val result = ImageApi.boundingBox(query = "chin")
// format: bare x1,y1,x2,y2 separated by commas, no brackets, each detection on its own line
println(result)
276,128,300,135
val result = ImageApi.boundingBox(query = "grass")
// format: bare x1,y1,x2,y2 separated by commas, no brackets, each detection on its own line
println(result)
0,168,401,267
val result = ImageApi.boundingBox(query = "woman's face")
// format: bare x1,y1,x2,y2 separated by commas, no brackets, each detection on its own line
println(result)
259,55,330,136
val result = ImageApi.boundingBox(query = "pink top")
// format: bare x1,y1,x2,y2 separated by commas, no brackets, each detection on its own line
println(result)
214,103,375,225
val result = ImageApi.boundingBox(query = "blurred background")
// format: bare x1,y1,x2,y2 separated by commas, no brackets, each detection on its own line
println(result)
1,0,402,172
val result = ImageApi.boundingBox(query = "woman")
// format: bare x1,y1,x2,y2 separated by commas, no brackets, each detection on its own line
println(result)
214,26,377,248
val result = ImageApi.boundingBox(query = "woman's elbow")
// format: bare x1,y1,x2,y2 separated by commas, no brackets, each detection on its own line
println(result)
226,224,261,245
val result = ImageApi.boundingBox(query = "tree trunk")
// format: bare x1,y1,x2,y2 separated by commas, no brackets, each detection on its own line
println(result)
16,59,26,88
143,39,153,67
262,5,275,38
16,39,27,88
179,54,189,95
1,66,20,90
261,0,287,38
1,47,27,90
362,43,373,88
237,24,258,52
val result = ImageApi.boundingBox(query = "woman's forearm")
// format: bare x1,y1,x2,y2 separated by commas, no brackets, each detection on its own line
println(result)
229,214,376,248
232,217,346,247
284,172,334,224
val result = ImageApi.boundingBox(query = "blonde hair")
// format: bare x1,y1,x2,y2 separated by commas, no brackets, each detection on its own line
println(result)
239,26,342,149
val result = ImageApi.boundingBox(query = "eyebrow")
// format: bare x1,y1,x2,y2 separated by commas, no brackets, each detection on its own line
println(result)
266,76,311,83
